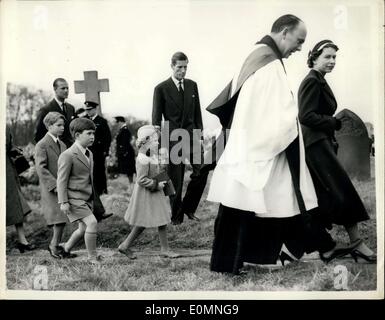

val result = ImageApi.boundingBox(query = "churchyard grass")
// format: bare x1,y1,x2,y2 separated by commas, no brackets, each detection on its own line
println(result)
6,158,377,291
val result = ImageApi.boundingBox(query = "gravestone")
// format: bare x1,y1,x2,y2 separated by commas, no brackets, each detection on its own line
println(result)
335,109,371,180
74,71,109,115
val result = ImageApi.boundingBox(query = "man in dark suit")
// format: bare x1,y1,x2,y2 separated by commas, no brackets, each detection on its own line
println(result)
114,116,136,184
85,100,112,195
35,78,75,148
152,51,207,224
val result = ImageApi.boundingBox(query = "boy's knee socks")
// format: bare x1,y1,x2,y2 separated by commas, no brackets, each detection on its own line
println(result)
85,231,97,258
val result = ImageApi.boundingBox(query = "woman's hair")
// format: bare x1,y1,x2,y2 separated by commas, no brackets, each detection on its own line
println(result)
307,40,339,68
43,111,66,130
69,118,95,138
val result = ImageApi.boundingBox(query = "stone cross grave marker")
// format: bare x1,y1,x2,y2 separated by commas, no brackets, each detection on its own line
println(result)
74,71,109,114
335,109,371,180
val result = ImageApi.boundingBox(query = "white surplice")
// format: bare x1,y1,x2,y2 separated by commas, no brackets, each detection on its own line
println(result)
207,45,318,218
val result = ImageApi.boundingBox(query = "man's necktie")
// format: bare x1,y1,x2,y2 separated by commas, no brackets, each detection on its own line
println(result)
178,81,184,104
178,81,184,93
85,150,90,158
56,140,61,153
62,103,67,115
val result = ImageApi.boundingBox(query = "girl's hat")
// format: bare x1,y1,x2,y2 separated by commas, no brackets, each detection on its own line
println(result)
136,125,158,148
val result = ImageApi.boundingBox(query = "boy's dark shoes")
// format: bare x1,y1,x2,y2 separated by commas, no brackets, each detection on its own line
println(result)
57,245,77,259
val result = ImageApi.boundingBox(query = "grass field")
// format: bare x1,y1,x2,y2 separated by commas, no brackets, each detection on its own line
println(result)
5,161,378,292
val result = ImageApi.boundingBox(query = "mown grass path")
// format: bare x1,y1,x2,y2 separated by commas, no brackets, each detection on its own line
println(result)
6,166,378,292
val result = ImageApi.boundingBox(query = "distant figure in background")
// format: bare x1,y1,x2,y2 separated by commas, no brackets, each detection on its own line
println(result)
34,112,70,259
370,134,375,157
85,100,112,195
35,78,75,148
6,126,36,253
298,40,376,263
114,116,136,184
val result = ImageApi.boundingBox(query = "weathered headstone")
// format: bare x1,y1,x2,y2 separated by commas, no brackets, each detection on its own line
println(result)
335,109,371,180
74,71,109,115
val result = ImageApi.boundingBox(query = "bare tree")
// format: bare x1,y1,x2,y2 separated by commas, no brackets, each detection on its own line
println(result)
6,83,52,145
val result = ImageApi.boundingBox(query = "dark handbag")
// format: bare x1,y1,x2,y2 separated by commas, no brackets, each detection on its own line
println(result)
9,147,30,174
163,180,176,196
154,171,176,196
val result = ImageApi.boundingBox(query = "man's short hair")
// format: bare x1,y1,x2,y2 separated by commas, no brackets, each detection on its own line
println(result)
69,118,95,138
271,14,302,33
43,112,66,130
114,116,126,123
171,52,188,66
53,78,67,89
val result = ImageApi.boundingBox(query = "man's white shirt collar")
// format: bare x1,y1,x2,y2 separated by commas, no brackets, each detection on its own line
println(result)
55,97,66,111
171,76,184,90
48,132,59,143
75,141,90,160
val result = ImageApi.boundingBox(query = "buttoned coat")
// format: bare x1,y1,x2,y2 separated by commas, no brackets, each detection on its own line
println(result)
6,126,31,226
35,133,69,225
298,69,340,148
57,143,94,204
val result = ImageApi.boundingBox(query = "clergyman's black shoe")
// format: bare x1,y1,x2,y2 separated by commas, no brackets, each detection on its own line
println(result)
171,219,183,225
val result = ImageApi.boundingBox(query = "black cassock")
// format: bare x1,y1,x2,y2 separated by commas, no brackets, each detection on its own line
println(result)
116,125,136,178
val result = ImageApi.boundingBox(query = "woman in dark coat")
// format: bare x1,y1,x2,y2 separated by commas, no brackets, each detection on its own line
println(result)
6,126,35,253
114,116,136,183
298,40,375,263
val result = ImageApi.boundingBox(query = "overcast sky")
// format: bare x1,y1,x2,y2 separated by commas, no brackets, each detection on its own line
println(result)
1,0,383,130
